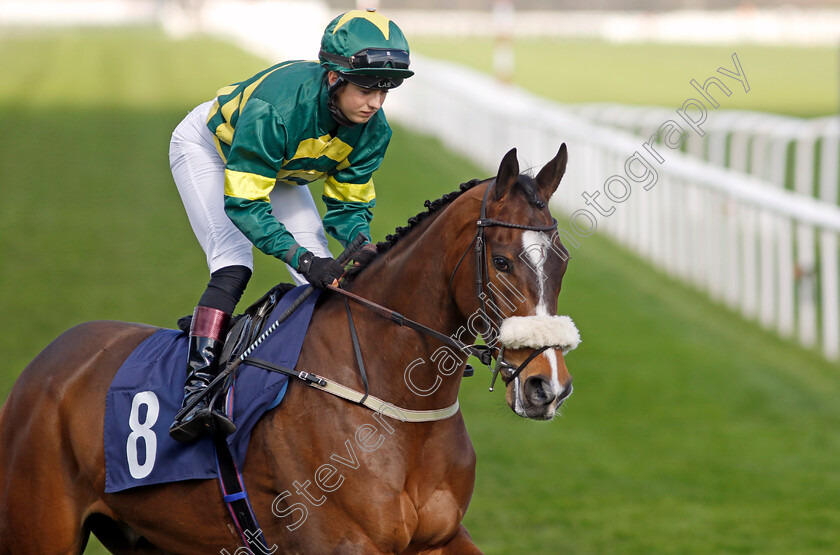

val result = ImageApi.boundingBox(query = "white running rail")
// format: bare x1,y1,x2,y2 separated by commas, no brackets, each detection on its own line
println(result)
386,57,840,360
568,104,839,205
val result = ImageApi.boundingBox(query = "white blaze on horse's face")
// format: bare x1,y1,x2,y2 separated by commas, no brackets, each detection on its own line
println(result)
496,229,580,419
522,230,552,316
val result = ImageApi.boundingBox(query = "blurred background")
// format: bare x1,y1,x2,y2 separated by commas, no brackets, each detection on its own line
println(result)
1,1,839,553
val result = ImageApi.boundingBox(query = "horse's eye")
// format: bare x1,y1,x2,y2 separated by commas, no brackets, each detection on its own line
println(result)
493,256,511,272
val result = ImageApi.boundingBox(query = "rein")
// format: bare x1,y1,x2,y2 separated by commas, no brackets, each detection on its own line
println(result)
325,285,494,366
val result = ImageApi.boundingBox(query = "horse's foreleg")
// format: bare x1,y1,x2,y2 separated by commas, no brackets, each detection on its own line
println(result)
426,525,483,555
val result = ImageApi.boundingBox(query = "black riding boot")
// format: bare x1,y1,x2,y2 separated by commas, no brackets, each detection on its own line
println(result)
169,306,236,443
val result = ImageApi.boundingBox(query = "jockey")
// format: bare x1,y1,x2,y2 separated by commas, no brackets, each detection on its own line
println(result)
168,10,413,443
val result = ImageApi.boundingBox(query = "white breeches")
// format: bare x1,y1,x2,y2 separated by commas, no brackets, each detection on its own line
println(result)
169,100,331,285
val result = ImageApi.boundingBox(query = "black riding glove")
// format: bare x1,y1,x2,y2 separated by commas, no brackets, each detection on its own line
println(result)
297,251,343,289
342,243,378,278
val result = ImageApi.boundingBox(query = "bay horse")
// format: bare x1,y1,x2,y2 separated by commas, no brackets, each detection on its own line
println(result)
0,145,576,554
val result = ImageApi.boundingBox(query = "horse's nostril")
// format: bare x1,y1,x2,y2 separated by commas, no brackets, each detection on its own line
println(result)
557,383,572,403
523,376,554,406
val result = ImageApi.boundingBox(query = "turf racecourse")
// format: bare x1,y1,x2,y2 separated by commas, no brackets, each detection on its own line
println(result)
2,29,840,555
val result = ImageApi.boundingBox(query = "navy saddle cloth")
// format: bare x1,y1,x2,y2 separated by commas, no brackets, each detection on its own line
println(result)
104,285,320,493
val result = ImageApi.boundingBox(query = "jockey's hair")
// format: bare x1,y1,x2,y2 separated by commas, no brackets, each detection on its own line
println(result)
376,173,544,254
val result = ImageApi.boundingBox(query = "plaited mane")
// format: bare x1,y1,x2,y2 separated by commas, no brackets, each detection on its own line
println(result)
375,171,544,254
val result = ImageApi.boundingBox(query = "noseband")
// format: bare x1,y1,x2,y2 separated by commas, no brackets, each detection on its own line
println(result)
449,180,560,391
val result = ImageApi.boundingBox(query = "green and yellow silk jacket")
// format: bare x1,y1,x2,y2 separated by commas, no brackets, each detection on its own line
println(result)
206,61,390,267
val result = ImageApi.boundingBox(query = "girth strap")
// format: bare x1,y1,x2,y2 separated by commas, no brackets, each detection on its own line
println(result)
214,436,270,553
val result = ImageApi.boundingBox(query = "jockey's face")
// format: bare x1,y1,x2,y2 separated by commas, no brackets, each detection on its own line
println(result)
328,71,388,124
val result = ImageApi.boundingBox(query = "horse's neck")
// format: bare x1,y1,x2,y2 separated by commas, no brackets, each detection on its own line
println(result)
336,212,474,411
373,247,459,328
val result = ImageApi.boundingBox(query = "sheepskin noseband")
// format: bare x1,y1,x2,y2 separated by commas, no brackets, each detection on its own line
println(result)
499,315,581,354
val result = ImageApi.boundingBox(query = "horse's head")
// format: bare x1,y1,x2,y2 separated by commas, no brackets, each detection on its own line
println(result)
450,145,579,420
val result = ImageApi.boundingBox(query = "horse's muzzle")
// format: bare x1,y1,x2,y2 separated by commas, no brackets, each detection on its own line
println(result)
512,375,573,420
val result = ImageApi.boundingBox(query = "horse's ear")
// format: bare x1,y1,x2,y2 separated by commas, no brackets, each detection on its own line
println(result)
493,148,520,201
536,143,568,202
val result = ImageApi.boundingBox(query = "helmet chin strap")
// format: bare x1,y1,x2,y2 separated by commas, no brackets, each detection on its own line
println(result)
326,74,357,128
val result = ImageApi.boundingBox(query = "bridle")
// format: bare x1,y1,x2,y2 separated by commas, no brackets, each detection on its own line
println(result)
447,179,559,391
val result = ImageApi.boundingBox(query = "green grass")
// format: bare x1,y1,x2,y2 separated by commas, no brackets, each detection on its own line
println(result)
461,231,840,554
410,37,839,117
2,28,840,555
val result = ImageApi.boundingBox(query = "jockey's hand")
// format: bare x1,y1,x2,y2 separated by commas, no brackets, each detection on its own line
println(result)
343,242,378,278
297,252,343,289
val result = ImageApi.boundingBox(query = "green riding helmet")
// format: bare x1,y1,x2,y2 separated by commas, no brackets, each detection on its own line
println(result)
319,10,414,90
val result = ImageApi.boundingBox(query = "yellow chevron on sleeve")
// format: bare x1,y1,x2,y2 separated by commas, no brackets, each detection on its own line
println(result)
290,135,353,163
324,175,376,203
224,169,276,202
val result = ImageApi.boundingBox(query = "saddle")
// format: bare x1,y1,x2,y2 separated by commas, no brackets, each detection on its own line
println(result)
177,282,297,378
